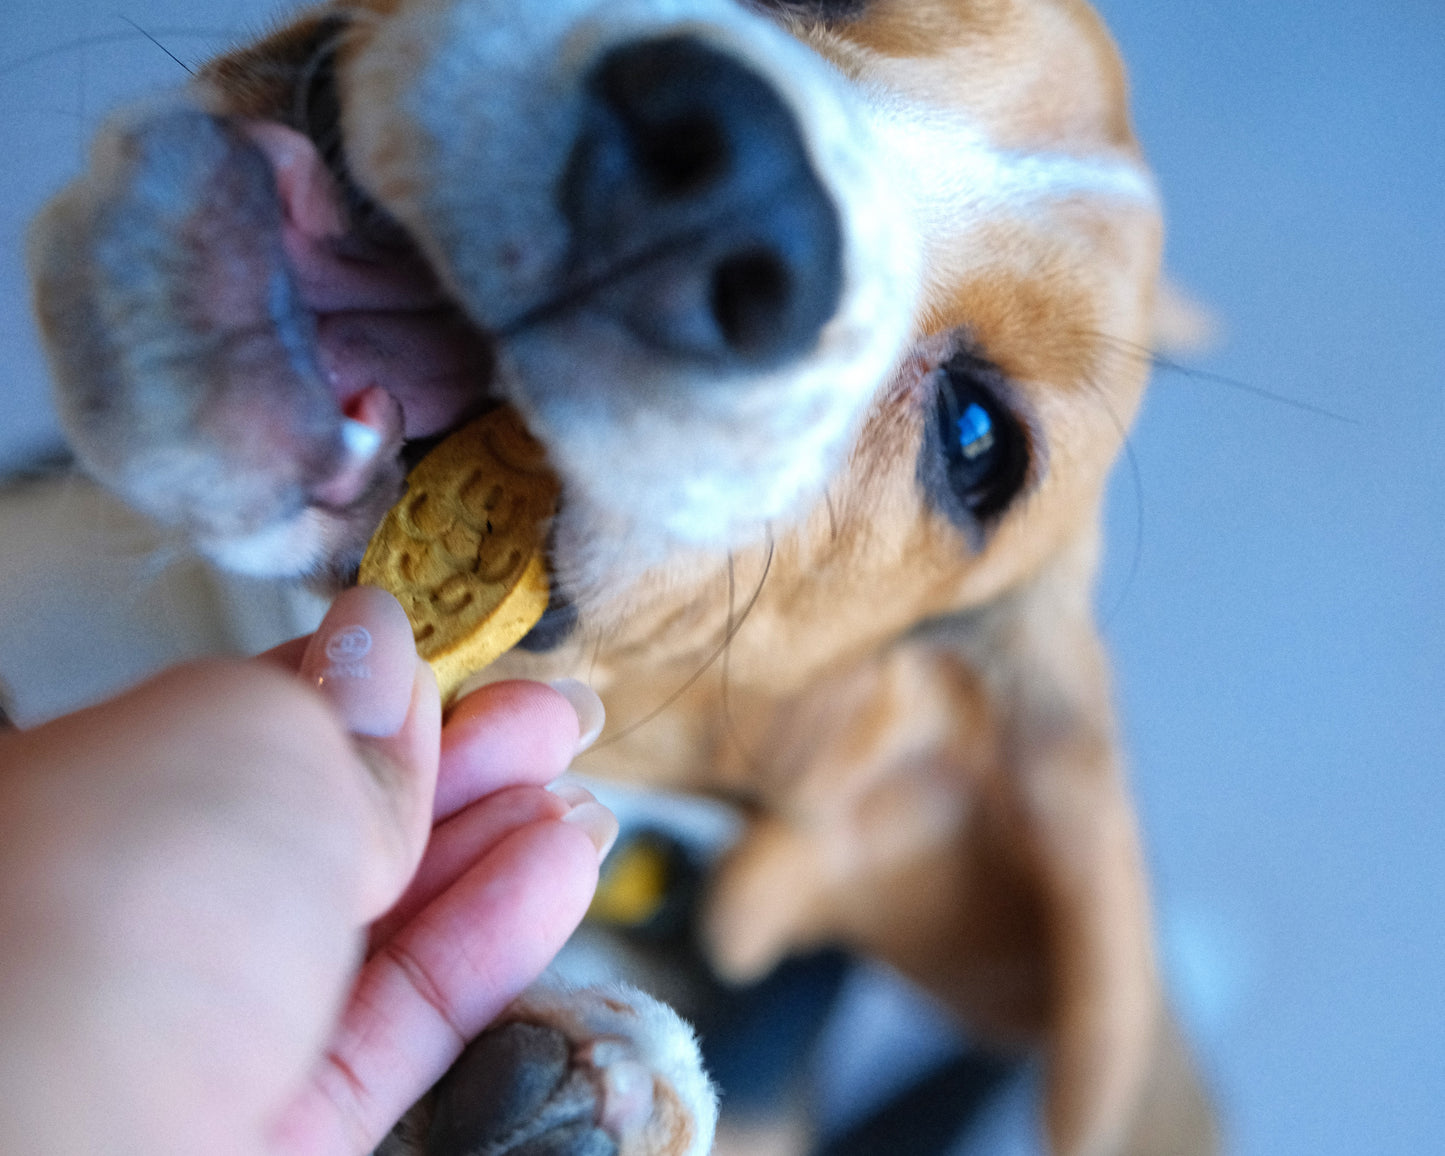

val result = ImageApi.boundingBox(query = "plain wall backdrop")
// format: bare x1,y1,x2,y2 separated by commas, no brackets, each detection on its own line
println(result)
1,3,1441,1152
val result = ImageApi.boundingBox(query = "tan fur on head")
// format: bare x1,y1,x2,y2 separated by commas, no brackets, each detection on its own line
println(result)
31,1,1214,1152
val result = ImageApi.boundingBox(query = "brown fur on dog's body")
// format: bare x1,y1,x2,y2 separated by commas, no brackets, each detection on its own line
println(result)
31,1,1212,1152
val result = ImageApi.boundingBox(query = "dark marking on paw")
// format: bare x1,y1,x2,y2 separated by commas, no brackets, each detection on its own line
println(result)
508,1124,618,1156
425,1023,618,1156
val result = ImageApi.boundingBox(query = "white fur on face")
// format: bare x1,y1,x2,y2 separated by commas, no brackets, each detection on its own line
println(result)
872,103,1158,231
342,0,921,593
199,507,332,576
868,98,1159,299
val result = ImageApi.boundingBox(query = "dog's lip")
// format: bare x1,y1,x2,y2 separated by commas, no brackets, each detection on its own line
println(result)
247,120,444,313
247,120,500,445
312,384,404,509
247,121,565,621
315,309,496,440
241,117,571,637
517,593,578,652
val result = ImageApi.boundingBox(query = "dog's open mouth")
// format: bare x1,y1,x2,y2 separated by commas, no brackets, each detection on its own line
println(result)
243,93,582,642
241,116,501,511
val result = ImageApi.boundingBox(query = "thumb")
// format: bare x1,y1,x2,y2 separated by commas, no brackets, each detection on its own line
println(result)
299,586,441,922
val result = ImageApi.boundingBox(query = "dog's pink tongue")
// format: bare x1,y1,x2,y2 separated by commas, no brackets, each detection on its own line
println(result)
317,311,493,438
243,121,492,439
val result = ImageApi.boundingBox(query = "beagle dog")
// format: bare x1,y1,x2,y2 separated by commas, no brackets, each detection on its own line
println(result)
30,0,1214,1152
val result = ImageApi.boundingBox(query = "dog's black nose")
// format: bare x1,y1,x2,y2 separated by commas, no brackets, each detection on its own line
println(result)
560,35,843,368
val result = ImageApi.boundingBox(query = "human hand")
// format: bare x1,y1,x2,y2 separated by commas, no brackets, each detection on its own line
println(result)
0,586,614,1156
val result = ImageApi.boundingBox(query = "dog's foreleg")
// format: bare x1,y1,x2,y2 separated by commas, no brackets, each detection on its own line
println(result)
700,540,1213,1155
383,981,717,1156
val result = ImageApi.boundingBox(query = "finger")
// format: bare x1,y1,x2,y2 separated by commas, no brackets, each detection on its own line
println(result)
268,819,603,1155
368,785,568,948
300,586,421,738
300,587,441,919
366,783,617,951
435,679,603,821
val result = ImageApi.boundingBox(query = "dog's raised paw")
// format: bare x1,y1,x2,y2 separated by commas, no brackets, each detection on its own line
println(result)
424,986,717,1156
424,1022,619,1155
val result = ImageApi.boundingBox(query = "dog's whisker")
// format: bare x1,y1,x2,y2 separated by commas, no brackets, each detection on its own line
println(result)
587,622,608,688
1083,328,1357,424
1156,354,1358,424
719,551,765,775
823,485,840,543
595,538,775,749
117,17,195,76
0,27,226,82
1070,361,1147,627
1102,429,1147,628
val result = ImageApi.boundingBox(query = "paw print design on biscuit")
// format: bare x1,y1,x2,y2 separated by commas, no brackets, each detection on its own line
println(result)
359,406,559,703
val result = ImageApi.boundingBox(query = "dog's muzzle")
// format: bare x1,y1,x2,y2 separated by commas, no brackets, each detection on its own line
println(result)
336,0,918,569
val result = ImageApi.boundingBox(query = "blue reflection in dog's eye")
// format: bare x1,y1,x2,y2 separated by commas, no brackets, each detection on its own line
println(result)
956,402,996,461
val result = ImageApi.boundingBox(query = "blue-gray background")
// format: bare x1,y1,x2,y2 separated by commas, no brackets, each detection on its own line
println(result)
1093,2,1443,1151
1,3,1440,1151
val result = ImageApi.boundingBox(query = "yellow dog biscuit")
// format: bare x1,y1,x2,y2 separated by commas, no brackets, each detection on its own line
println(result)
358,406,558,703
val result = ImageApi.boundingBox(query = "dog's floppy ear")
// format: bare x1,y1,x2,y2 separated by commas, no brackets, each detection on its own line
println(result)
1152,276,1217,356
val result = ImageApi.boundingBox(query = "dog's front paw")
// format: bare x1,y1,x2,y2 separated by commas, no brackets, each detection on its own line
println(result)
424,985,717,1156
424,1022,629,1156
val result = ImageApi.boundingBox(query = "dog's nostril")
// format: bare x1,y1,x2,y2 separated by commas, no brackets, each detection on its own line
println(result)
561,34,843,368
640,116,729,198
711,249,791,357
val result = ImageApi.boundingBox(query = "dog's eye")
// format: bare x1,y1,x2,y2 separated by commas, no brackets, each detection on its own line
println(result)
921,352,1030,531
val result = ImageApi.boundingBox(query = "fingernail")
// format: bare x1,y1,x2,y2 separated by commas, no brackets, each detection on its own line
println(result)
300,586,419,737
548,780,591,807
547,678,606,753
554,784,619,861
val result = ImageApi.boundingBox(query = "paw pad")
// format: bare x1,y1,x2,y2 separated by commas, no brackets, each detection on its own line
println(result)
424,1022,627,1156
